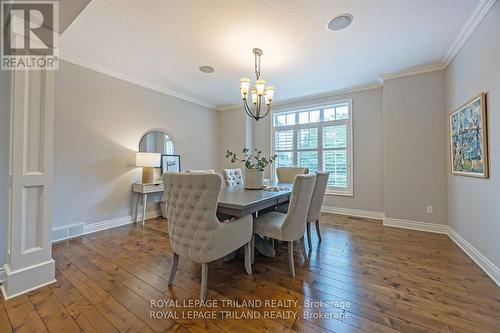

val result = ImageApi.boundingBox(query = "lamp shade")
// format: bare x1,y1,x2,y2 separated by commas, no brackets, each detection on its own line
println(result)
136,152,160,167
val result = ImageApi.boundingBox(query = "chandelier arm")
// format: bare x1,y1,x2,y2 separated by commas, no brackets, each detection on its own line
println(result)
260,104,272,120
243,99,257,120
243,100,253,118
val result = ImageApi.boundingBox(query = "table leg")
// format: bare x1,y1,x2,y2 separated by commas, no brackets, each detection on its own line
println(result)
134,193,140,223
142,193,148,226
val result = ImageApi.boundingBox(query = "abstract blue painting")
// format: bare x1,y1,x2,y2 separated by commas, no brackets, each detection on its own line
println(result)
449,93,488,178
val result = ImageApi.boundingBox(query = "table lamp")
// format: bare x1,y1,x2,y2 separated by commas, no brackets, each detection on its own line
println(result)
136,152,160,183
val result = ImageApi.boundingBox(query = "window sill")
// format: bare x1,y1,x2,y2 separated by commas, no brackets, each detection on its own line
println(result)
325,189,353,197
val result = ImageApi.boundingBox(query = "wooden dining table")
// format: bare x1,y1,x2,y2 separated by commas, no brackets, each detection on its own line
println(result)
217,183,292,217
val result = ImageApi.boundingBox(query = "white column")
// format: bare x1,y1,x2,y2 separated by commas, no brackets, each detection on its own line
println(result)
1,68,56,300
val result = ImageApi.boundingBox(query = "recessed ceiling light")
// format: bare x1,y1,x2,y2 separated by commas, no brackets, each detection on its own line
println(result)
199,65,215,73
327,14,353,31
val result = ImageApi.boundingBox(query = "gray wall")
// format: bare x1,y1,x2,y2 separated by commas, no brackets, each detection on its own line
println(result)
54,60,219,228
0,70,10,269
383,70,448,224
250,88,385,213
445,1,500,267
218,109,248,172
218,108,255,175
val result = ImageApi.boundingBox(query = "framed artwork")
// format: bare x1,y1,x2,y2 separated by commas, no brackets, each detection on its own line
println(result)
449,93,488,178
160,154,181,174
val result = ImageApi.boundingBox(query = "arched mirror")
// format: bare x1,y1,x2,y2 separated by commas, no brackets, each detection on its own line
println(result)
139,130,174,154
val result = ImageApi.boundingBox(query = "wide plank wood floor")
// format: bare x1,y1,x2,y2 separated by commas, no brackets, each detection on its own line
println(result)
1,213,499,333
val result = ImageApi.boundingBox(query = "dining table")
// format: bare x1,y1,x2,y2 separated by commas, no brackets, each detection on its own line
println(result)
217,182,293,217
217,182,293,259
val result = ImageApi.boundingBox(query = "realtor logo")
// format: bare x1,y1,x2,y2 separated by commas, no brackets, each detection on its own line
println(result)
1,0,58,70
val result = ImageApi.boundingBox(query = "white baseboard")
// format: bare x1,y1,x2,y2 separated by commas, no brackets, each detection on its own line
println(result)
0,267,4,283
83,215,135,235
52,209,162,241
383,217,450,234
321,206,385,220
448,228,500,286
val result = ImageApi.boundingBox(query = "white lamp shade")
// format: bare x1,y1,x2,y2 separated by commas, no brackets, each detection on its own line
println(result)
136,152,160,167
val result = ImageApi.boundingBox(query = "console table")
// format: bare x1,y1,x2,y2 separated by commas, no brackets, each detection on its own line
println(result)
132,182,164,225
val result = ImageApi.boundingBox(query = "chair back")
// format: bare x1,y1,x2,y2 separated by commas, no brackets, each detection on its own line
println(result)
282,173,316,240
162,172,221,261
223,168,243,186
307,172,330,223
276,167,309,183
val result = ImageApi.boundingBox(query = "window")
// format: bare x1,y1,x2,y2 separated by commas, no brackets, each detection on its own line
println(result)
272,100,353,196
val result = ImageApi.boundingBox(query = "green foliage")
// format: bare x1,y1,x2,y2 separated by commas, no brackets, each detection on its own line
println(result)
226,148,277,172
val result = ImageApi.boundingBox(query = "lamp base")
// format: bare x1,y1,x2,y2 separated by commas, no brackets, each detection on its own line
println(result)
142,167,154,183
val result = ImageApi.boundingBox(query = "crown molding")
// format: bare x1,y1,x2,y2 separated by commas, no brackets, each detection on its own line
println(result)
378,63,446,82
59,54,217,110
442,0,497,67
217,82,382,112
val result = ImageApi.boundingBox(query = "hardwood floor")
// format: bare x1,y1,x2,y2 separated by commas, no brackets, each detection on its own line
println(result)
1,214,499,333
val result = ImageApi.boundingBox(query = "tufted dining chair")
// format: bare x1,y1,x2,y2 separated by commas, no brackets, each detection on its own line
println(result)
162,172,253,301
253,173,316,277
222,168,244,187
306,172,330,251
276,167,309,183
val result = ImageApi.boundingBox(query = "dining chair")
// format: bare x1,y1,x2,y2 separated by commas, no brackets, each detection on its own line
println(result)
162,172,253,301
253,173,316,277
306,172,330,251
186,169,215,173
276,167,309,183
222,168,243,186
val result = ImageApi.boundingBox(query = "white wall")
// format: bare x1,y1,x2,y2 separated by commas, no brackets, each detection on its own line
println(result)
250,87,385,213
445,1,500,267
383,70,448,224
53,60,218,228
0,70,10,269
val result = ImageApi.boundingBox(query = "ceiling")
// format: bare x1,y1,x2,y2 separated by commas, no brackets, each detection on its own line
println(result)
60,0,479,109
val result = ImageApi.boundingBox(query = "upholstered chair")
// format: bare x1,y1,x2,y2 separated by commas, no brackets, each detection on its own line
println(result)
306,172,330,251
185,169,215,173
276,167,309,183
253,173,316,277
162,172,253,301
222,168,243,187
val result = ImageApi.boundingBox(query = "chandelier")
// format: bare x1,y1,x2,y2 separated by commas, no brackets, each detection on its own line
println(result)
240,48,275,121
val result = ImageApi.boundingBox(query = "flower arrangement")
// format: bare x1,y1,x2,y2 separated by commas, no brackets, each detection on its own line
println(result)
226,148,277,172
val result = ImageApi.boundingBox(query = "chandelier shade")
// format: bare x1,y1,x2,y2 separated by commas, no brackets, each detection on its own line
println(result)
240,48,275,121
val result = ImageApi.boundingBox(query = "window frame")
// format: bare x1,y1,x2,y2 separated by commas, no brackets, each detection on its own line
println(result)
270,99,353,196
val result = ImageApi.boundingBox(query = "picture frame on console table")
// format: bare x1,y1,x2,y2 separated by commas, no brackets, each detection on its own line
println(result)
160,154,181,174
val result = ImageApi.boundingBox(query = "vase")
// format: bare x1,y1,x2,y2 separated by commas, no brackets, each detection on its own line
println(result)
245,168,263,189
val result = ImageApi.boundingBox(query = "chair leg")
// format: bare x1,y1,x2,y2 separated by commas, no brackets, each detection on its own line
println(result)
300,237,308,264
288,241,295,277
306,223,312,251
168,253,179,287
200,263,208,301
244,241,252,276
315,220,322,242
251,234,255,264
